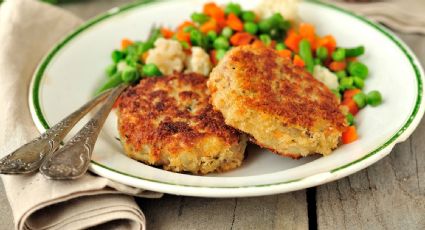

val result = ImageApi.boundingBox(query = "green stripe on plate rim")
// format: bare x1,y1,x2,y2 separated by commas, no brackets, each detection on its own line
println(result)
32,0,423,189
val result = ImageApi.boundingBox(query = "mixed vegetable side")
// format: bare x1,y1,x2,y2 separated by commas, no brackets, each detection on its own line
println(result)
98,2,383,145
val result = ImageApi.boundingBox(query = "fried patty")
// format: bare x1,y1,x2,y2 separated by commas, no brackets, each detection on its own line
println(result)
207,45,346,158
117,72,247,174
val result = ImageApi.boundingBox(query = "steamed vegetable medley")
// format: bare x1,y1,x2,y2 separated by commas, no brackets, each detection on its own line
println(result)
98,1,383,144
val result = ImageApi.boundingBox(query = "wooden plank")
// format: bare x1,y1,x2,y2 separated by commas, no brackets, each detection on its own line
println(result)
316,33,425,230
137,191,308,230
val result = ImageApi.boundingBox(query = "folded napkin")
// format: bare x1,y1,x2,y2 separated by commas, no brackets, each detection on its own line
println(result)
0,0,161,229
327,0,425,35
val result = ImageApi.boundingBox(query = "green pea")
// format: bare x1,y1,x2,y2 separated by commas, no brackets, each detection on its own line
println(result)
346,113,355,126
353,92,367,108
244,22,258,35
366,90,382,106
332,48,346,61
316,46,328,60
221,27,233,38
348,61,369,79
207,31,217,49
213,36,230,50
340,77,354,90
191,12,210,24
345,46,365,57
121,66,138,83
216,49,227,61
143,63,162,77
242,11,256,22
259,34,271,45
353,76,365,89
225,3,242,16
111,50,124,63
105,64,117,77
190,29,205,47
96,72,123,94
335,71,346,80
275,42,286,51
258,19,272,33
299,39,314,73
269,13,285,28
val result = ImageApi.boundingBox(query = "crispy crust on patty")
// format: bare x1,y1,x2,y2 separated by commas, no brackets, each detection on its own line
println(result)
117,72,247,174
207,45,346,158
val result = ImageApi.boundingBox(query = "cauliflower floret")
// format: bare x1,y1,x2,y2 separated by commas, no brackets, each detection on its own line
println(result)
255,0,300,22
313,65,339,90
146,38,186,75
185,47,212,76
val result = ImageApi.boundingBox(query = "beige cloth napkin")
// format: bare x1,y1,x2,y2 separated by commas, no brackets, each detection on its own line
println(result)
0,0,161,229
327,0,425,34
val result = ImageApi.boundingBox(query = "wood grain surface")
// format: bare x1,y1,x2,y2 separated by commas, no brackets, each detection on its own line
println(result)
0,1,424,230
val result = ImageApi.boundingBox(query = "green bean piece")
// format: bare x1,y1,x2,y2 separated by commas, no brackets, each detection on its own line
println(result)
259,34,271,45
366,90,382,106
275,42,286,51
191,12,210,24
225,3,242,16
214,36,230,50
331,89,341,101
105,64,117,77
353,76,365,89
345,46,365,57
353,92,367,108
348,61,369,79
335,70,346,80
111,50,124,63
314,58,322,66
332,48,346,61
299,39,314,73
143,63,162,77
316,46,328,60
96,73,123,94
346,113,355,126
222,27,233,38
242,11,256,22
216,49,227,61
121,66,138,83
183,26,196,33
180,41,190,49
244,22,258,35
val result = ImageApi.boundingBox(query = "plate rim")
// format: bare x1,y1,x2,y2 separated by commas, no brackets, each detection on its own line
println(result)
28,0,425,196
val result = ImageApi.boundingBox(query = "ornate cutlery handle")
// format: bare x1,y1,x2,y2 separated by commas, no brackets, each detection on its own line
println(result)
0,89,114,174
40,84,127,180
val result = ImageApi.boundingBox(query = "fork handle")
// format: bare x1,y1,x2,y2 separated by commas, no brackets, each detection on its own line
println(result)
39,84,127,180
0,89,114,174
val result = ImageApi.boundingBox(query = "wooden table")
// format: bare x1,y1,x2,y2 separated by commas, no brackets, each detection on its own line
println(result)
1,0,424,229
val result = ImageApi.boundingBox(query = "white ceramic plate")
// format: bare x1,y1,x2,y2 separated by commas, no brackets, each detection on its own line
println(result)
29,0,425,197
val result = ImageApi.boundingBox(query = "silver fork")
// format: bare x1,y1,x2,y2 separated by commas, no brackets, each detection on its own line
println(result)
39,84,127,179
0,88,115,174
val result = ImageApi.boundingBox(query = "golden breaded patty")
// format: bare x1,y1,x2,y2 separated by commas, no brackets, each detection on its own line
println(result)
207,45,346,158
117,73,247,174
